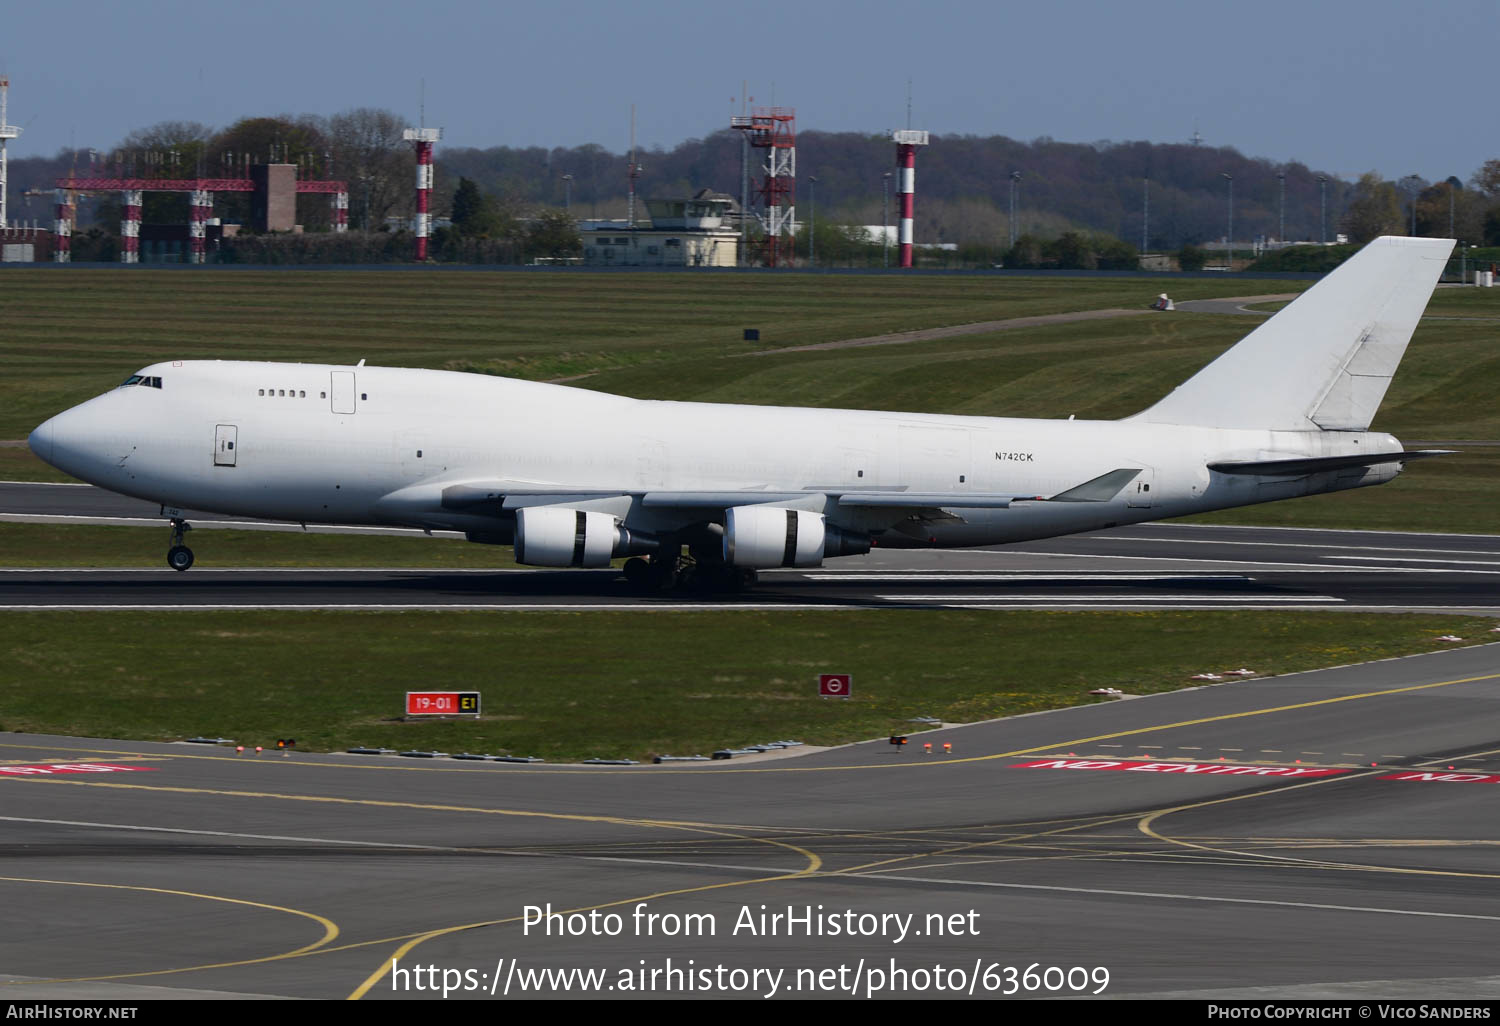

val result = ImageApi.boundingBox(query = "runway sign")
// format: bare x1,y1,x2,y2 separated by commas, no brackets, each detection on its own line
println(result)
819,674,852,698
0,763,155,775
1012,758,1350,778
405,691,481,717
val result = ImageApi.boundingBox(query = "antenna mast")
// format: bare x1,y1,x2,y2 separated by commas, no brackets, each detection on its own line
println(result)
627,104,641,227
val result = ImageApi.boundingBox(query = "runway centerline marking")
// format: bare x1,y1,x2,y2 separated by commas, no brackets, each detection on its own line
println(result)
841,874,1500,925
1328,555,1500,567
1091,536,1500,557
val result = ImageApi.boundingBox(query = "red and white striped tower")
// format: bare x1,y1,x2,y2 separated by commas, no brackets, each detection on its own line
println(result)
730,107,796,267
403,127,441,260
120,189,141,263
330,190,348,232
187,188,212,264
52,188,73,262
892,130,928,268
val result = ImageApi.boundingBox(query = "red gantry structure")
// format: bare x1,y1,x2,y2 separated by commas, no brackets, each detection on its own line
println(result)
52,171,349,263
730,107,796,267
404,127,440,260
892,130,928,269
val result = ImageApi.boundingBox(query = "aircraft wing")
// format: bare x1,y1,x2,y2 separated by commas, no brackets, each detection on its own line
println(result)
376,468,1145,522
1207,450,1454,476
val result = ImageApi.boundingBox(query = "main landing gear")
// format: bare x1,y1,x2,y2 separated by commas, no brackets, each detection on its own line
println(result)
621,555,758,594
166,518,194,572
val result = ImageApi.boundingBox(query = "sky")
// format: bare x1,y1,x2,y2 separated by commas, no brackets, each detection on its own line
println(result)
2,0,1492,184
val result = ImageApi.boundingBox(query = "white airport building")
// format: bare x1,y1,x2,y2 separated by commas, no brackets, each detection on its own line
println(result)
579,190,739,267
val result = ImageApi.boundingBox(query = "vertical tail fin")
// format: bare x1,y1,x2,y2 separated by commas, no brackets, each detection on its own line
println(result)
1135,236,1454,431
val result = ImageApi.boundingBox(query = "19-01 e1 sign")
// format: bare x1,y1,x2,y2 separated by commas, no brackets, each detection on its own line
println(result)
405,691,481,717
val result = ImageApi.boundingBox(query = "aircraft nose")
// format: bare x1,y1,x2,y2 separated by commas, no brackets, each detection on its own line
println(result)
29,402,111,480
27,417,55,466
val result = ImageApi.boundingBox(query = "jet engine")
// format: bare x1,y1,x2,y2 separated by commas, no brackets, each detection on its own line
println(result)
514,507,655,567
722,506,870,568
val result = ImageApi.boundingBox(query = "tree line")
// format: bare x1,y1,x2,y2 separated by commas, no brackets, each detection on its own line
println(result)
8,110,1500,264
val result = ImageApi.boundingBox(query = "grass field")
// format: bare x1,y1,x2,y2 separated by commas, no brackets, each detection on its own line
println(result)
1,610,1490,761
1,268,1312,440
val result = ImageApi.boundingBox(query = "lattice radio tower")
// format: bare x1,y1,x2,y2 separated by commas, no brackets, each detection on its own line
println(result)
730,106,795,267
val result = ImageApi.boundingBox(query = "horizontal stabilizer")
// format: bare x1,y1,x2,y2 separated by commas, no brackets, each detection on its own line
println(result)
1207,450,1455,476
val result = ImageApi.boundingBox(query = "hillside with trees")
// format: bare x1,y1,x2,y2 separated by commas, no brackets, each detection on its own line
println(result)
8,111,1500,264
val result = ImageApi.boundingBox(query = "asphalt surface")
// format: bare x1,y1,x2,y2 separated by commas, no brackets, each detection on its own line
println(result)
2,642,1500,1000
2,481,1499,611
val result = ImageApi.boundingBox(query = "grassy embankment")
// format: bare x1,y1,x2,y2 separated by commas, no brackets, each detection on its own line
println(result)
2,610,1491,762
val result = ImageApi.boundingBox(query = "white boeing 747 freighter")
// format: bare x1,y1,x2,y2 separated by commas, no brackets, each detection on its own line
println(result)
28,236,1454,591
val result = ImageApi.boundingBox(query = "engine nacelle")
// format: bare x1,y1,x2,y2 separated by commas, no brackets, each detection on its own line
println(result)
514,507,654,567
722,506,870,568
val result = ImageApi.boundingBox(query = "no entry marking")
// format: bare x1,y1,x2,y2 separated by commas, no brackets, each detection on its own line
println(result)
0,763,156,776
1013,758,1350,778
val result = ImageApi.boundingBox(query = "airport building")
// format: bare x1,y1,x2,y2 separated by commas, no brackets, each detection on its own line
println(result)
580,189,739,267
0,224,51,262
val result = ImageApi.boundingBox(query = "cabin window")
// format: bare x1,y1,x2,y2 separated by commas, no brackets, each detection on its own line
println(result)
298,390,305,398
320,391,327,399
258,389,265,396
416,450,423,458
959,475,966,483
361,393,368,400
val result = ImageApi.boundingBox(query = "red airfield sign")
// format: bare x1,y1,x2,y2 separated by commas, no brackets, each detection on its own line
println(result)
819,674,852,698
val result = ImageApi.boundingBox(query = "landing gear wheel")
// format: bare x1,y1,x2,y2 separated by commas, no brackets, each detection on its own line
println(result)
622,557,652,587
167,545,195,571
166,517,194,571
681,565,758,594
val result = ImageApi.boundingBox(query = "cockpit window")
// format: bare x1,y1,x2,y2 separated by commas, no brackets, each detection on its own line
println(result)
118,375,163,389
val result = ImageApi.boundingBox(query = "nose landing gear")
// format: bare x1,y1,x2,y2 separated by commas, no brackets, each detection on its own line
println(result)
166,518,194,571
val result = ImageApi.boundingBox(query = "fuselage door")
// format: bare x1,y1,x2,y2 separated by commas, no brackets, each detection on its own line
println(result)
214,424,238,467
331,372,357,415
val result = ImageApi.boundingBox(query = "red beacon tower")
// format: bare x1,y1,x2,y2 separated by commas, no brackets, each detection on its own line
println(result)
892,130,928,268
403,127,441,260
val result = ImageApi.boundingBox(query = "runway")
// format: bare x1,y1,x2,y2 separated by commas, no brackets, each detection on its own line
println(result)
2,641,1499,999
2,481,1498,611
